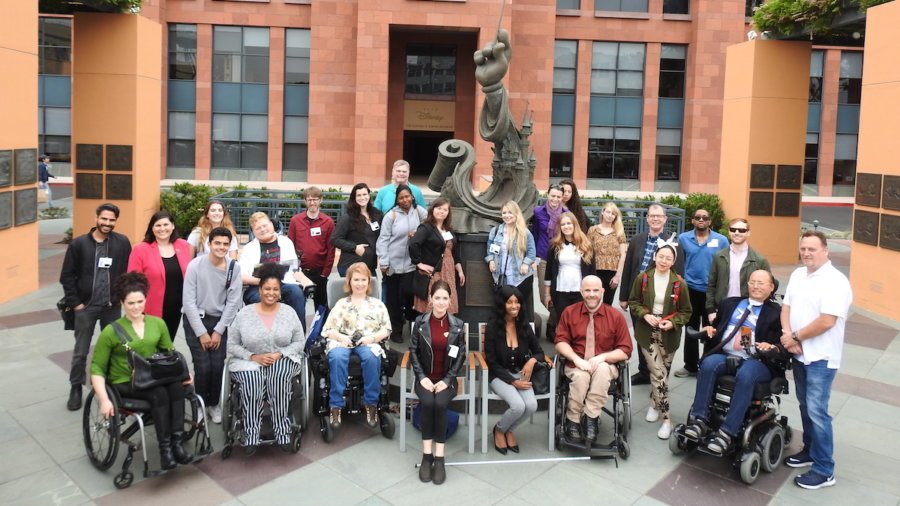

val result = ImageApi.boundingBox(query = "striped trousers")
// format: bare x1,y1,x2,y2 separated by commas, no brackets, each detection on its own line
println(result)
231,358,301,445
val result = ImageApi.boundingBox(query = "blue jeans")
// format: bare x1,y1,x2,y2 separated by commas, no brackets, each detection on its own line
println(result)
243,284,307,331
793,359,837,476
327,346,381,408
690,353,772,437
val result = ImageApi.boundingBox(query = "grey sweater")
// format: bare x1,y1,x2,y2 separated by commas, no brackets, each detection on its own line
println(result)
182,256,243,337
376,205,426,275
227,304,306,372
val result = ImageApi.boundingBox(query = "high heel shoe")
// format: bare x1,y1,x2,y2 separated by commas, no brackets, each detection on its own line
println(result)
493,424,508,455
505,431,520,453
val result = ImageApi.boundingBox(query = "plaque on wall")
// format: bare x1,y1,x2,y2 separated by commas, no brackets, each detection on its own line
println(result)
105,174,132,200
880,214,900,252
883,175,900,211
0,150,11,187
0,192,11,230
748,191,773,216
76,173,103,199
776,164,802,190
749,164,775,189
106,145,133,171
774,192,801,217
76,144,103,170
855,173,883,208
14,188,37,226
14,149,37,185
464,260,495,308
853,210,879,246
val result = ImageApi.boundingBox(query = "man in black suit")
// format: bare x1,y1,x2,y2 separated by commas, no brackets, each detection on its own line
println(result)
618,204,684,385
681,269,786,456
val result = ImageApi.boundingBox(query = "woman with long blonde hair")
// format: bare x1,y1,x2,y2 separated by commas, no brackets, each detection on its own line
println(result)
587,202,627,305
543,213,594,337
188,200,239,259
486,201,537,320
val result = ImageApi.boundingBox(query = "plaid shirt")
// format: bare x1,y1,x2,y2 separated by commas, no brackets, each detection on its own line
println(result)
639,234,659,272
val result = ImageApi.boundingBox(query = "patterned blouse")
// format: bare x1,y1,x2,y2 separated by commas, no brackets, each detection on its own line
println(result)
588,225,626,271
322,295,392,356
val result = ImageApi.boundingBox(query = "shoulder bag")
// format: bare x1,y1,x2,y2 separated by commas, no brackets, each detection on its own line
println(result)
110,321,189,390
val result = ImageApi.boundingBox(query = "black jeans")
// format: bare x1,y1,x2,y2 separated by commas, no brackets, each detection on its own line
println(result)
597,269,618,306
302,268,329,310
682,287,709,372
384,271,415,337
415,380,456,443
113,381,186,443
547,290,583,340
183,314,227,407
71,304,120,385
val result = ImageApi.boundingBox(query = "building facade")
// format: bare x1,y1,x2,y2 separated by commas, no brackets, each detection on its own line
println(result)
40,0,861,196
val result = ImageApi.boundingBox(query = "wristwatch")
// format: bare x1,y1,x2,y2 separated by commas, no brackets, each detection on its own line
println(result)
791,331,801,343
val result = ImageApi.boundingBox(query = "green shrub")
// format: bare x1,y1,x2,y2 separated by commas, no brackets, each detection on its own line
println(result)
39,207,70,220
678,193,728,233
159,182,227,238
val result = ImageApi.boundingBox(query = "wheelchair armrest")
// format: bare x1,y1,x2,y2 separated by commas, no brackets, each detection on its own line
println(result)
544,356,554,368
400,351,410,369
468,352,480,370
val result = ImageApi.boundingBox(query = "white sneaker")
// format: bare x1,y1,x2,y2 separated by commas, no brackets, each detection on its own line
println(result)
208,405,222,424
645,406,659,422
657,420,673,440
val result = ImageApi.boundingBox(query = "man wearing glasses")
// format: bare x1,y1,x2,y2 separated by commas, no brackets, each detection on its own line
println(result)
705,218,770,325
288,186,335,310
674,210,728,378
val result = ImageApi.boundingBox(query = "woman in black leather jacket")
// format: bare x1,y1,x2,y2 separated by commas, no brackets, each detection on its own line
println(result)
409,280,466,486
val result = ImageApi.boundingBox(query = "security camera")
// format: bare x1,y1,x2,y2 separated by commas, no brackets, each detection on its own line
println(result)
747,30,758,41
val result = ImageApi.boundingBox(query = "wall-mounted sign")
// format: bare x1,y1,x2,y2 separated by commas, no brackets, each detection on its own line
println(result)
403,100,455,132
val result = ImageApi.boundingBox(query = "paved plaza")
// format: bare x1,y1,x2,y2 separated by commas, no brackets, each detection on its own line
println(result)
1,205,898,505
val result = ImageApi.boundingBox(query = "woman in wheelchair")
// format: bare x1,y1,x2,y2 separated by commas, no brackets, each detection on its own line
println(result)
227,263,306,454
409,281,466,485
485,285,544,455
321,262,391,429
89,272,192,471
682,269,787,455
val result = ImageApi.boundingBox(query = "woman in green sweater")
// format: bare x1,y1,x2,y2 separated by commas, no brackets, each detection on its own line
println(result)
90,272,192,471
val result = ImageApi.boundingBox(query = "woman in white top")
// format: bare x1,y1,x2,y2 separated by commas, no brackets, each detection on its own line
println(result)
543,213,594,328
187,200,239,259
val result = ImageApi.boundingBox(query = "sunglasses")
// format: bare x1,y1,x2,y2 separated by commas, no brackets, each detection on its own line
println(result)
729,227,749,233
693,216,710,221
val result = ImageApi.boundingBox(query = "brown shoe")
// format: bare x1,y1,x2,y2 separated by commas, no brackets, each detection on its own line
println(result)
329,407,342,429
364,405,378,428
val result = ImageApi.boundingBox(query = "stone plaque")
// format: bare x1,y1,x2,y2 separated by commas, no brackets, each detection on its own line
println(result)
105,174,132,200
106,145,133,171
76,173,103,199
14,148,37,185
749,164,775,189
776,164,802,190
464,260,495,308
855,173,883,208
774,192,801,217
853,210,879,246
883,175,900,211
76,144,103,170
748,191,773,216
14,188,37,226
0,192,11,230
880,214,900,252
0,150,11,187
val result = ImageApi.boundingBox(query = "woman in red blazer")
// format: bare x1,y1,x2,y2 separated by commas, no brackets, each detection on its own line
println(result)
128,210,192,340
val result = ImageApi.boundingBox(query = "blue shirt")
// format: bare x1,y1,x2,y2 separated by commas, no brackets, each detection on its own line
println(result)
373,183,426,214
680,229,728,291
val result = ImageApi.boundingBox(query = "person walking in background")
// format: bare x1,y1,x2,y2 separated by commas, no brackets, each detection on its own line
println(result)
288,186,335,310
588,202,627,306
38,155,55,207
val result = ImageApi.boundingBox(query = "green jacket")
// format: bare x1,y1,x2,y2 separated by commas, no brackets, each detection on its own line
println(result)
90,316,173,385
628,269,692,353
705,246,770,314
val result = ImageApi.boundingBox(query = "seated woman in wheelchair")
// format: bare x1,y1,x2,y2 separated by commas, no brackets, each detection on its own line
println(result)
321,262,391,429
89,272,192,470
683,269,787,455
227,262,306,455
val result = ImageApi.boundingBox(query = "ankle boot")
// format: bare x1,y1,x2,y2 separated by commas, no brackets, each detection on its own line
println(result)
158,441,177,470
419,453,433,482
432,456,446,485
66,385,82,411
171,432,193,464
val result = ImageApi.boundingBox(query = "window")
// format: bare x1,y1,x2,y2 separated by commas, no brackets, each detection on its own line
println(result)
169,24,197,80
595,0,648,12
834,52,861,187
284,29,310,180
804,50,824,185
39,17,71,76
656,45,685,181
745,0,763,17
167,24,197,171
406,45,456,97
588,42,644,180
804,133,819,186
551,41,577,178
38,17,72,163
663,0,689,15
212,26,270,172
557,0,580,8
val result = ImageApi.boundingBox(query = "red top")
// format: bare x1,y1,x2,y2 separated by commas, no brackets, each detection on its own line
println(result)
126,239,191,318
428,314,449,382
554,302,633,368
288,212,336,277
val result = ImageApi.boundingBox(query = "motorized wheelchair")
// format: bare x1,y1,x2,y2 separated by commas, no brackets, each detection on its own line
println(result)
668,330,792,485
82,384,212,489
553,356,632,464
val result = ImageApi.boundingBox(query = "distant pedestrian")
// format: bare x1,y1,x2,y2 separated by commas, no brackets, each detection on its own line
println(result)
38,155,55,206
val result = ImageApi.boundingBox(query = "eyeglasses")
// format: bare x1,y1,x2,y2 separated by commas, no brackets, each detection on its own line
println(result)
693,216,710,221
647,214,666,219
729,227,749,233
747,281,769,287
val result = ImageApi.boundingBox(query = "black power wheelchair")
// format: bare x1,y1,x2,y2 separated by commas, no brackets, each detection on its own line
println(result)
82,384,213,489
553,357,632,464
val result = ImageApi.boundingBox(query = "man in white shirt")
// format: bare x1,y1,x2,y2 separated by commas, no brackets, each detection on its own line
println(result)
780,231,852,490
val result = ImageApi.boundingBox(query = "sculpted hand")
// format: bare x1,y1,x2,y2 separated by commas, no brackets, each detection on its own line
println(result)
474,29,512,89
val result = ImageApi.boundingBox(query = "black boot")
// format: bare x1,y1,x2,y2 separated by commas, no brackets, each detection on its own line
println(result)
419,453,433,483
432,456,446,485
158,441,177,470
584,416,600,444
171,432,193,465
67,385,82,411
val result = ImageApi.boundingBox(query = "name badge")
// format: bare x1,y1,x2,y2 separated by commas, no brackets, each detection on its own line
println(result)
370,221,380,232
489,243,501,255
310,227,322,237
98,257,113,269
441,230,453,241
448,344,459,358
707,239,719,248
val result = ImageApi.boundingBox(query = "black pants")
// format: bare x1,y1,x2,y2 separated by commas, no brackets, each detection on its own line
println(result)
597,269,618,306
516,275,535,325
302,268,329,310
547,290,583,340
415,381,456,443
162,308,181,343
183,315,227,407
384,272,415,337
114,381,186,443
682,287,709,372
629,313,651,377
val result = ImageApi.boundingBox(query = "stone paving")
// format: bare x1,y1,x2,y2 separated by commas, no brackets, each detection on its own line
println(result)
1,207,898,505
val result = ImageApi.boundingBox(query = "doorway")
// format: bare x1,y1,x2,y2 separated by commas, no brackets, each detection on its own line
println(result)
403,130,454,180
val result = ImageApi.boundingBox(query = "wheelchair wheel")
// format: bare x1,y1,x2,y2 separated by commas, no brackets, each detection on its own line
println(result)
320,416,334,443
668,433,684,455
291,430,302,453
760,426,785,473
221,445,233,460
617,438,630,460
379,411,395,439
113,471,133,489
739,451,762,484
297,367,312,432
83,387,120,471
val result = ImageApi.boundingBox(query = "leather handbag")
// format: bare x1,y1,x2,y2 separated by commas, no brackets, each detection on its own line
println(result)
530,360,551,395
110,321,189,390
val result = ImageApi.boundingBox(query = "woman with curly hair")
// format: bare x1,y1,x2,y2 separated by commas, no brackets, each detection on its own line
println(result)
187,200,239,259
